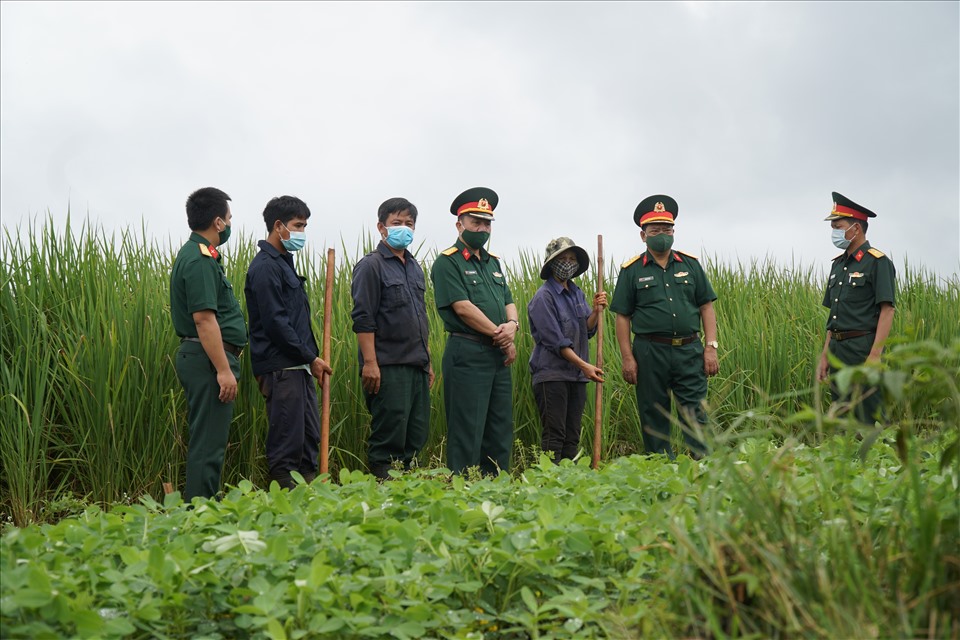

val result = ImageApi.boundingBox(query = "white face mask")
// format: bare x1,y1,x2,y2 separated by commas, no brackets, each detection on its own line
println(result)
831,225,856,250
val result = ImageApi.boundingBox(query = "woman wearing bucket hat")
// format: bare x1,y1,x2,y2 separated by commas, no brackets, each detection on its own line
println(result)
527,237,607,463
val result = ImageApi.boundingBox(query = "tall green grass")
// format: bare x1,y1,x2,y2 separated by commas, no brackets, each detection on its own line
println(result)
1,218,957,526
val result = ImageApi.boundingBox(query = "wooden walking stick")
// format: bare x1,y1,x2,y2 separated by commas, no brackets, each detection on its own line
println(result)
319,247,335,475
592,235,605,469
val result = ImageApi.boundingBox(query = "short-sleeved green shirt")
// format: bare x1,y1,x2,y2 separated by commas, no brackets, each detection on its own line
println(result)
822,241,896,331
430,238,514,335
609,250,717,336
170,232,247,346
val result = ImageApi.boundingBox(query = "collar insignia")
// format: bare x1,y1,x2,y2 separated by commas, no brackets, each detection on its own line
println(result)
854,250,864,262
462,248,472,260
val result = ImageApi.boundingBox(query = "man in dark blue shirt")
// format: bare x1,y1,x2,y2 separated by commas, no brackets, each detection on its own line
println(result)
350,197,433,479
244,196,332,489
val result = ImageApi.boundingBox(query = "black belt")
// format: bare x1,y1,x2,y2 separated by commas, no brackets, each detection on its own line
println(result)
832,330,874,342
635,333,700,346
449,332,496,347
180,337,244,357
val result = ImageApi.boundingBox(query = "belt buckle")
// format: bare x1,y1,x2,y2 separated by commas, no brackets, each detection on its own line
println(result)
671,337,683,346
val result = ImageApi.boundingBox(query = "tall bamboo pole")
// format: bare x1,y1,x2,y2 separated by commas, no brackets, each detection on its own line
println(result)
592,235,604,469
319,247,335,475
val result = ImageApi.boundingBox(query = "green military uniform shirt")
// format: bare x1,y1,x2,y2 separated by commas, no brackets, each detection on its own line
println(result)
822,242,896,332
610,250,717,336
431,238,514,334
170,232,247,346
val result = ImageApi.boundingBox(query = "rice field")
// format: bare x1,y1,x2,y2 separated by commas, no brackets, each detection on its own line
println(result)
1,218,958,527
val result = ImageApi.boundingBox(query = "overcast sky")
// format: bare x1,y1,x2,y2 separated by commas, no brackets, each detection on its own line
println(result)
2,1,958,281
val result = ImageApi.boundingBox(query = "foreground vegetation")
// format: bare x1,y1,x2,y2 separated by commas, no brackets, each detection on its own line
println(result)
2,219,958,638
2,434,957,639
1,218,958,528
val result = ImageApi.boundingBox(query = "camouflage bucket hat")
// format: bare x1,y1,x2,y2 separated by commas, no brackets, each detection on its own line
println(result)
540,237,590,280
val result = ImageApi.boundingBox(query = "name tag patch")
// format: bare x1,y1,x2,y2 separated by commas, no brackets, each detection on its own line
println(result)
638,276,654,283
464,270,477,275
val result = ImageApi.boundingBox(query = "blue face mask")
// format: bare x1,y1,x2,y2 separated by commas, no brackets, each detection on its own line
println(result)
280,223,306,252
384,226,414,250
831,225,856,250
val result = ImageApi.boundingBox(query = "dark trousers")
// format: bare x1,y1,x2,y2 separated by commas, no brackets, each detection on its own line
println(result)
364,365,431,478
175,340,241,500
258,369,320,488
534,381,587,462
442,335,513,475
828,333,884,425
633,337,708,458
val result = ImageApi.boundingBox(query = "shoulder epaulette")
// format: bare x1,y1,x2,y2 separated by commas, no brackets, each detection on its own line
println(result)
198,243,213,258
621,255,641,268
832,252,845,261
867,247,885,259
487,250,499,259
676,250,699,260
441,246,458,256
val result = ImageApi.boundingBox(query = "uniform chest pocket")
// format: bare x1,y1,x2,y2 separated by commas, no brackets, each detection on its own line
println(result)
635,278,660,295
283,271,304,291
846,272,873,300
382,274,408,309
219,274,240,309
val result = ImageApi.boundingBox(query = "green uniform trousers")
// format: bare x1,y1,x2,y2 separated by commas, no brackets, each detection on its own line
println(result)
828,332,883,425
364,365,431,477
633,337,708,458
442,335,513,474
175,340,241,500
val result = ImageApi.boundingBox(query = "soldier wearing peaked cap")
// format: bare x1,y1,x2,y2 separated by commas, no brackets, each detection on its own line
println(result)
170,187,247,500
609,195,719,459
430,187,519,475
817,192,896,425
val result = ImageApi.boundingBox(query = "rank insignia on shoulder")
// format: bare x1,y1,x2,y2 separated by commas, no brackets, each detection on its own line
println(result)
199,243,219,259
867,247,885,258
676,250,699,260
487,250,500,259
441,246,458,256
621,255,641,268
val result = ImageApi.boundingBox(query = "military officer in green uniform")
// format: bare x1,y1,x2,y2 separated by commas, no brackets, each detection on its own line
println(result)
170,187,247,500
431,187,520,474
817,192,896,424
610,195,719,458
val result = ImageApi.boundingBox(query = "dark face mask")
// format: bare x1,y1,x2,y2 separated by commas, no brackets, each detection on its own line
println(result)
461,229,490,249
217,218,232,245
645,233,673,253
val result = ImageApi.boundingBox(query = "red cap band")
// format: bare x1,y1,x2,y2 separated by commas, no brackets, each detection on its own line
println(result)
834,204,869,221
639,211,675,226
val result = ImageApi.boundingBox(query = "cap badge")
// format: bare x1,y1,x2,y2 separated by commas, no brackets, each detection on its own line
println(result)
477,198,490,211
654,202,666,213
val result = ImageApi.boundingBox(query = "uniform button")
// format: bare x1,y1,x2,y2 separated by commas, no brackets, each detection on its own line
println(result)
673,314,676,317
844,267,848,271
669,298,673,301
834,298,838,302
665,284,670,287
833,315,837,319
